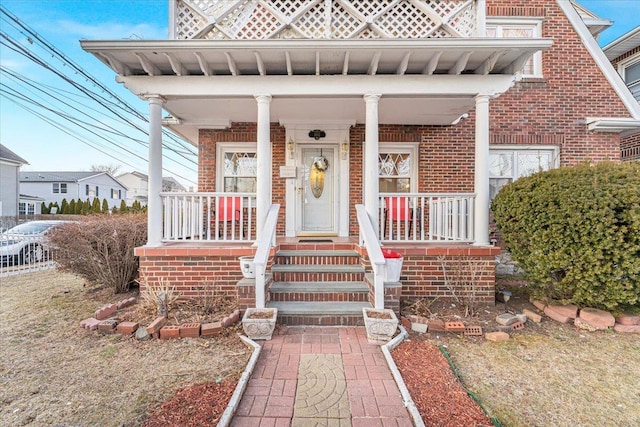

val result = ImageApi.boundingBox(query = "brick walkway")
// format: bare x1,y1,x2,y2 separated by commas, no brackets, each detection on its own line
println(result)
231,327,412,427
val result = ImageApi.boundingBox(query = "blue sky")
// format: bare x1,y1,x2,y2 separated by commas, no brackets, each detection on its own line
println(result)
0,0,638,188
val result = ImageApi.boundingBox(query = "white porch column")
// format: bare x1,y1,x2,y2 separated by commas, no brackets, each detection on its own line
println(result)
474,94,490,245
146,95,164,247
364,94,381,235
255,94,272,239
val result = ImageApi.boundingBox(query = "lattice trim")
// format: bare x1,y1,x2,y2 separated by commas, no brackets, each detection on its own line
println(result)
175,0,478,40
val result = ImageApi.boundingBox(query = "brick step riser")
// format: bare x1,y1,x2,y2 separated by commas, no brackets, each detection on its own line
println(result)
269,291,370,303
275,256,360,265
278,314,365,326
272,272,365,282
278,244,356,251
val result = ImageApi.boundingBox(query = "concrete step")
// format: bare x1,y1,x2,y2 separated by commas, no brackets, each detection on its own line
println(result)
269,281,369,293
267,301,370,326
271,265,365,283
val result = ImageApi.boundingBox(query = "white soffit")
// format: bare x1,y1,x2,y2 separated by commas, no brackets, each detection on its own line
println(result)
81,39,551,77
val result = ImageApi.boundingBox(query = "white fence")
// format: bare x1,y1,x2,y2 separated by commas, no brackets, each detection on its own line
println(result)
0,233,59,277
379,193,475,243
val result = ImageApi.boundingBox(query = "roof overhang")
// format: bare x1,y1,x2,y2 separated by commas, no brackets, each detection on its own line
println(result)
586,117,640,132
603,26,640,61
81,38,552,144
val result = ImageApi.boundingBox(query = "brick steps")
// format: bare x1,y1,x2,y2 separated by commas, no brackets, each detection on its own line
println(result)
269,281,369,302
267,247,371,325
267,301,368,326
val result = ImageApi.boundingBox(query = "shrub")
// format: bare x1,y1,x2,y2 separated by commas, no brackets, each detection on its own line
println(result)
492,162,640,311
50,214,147,293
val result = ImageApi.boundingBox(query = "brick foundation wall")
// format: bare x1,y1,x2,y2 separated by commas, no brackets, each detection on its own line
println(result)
134,246,256,300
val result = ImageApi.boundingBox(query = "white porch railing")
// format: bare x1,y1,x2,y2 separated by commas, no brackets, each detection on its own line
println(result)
161,192,256,242
356,204,386,309
253,204,280,309
379,193,475,243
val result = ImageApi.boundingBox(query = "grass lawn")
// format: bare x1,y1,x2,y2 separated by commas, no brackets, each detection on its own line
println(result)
0,270,250,426
445,311,640,426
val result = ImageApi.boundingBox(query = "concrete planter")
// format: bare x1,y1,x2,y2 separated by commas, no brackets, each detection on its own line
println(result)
363,308,398,344
242,308,277,340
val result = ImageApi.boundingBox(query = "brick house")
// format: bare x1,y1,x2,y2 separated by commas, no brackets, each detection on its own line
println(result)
81,0,640,325
603,26,640,161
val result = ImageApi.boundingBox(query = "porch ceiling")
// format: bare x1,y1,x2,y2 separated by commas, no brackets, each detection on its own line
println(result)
81,38,553,144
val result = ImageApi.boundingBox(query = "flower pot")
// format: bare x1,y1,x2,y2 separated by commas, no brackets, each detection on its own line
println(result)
362,307,398,344
242,308,278,340
239,256,256,279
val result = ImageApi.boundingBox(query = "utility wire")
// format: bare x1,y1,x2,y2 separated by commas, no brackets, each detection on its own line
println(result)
0,6,199,184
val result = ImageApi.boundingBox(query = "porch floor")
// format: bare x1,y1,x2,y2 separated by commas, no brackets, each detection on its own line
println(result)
231,326,413,426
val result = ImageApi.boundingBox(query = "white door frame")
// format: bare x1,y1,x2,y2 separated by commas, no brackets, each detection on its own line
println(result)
281,120,354,237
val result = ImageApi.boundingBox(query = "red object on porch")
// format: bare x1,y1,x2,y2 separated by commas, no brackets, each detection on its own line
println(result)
216,196,241,221
381,249,402,258
384,196,414,237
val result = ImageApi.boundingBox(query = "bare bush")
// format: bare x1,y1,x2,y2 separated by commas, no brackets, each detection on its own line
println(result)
139,278,179,316
438,256,491,317
49,215,147,293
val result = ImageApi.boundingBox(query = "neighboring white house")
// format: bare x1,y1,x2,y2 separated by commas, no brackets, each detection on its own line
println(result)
20,171,128,208
18,194,44,216
117,171,186,206
0,144,29,217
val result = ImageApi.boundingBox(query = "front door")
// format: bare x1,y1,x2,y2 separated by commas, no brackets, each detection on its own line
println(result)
299,145,338,235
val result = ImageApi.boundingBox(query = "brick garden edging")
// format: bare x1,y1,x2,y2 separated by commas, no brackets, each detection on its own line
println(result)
400,301,640,342
531,300,640,334
79,298,242,339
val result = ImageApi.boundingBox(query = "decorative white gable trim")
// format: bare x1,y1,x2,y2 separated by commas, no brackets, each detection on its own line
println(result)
586,117,640,133
557,0,640,120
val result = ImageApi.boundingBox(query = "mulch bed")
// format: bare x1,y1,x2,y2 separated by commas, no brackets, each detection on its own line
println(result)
143,378,238,427
392,340,494,427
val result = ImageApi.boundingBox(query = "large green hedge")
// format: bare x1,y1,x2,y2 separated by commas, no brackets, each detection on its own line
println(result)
492,162,640,311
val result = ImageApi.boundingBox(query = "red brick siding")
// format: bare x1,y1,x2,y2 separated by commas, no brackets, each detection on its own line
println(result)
487,0,626,162
138,256,242,298
622,132,640,161
199,123,287,235
610,45,640,68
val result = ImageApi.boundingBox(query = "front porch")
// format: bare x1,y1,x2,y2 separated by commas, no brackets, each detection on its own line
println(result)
135,198,499,325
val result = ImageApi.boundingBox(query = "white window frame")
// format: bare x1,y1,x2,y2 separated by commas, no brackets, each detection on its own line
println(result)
617,52,640,101
52,183,67,194
489,145,559,199
216,142,258,193
487,18,543,78
378,143,419,193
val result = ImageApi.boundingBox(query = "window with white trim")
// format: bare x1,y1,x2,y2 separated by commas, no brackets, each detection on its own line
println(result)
378,145,417,193
487,18,543,77
52,183,67,194
18,202,26,215
489,146,558,199
217,143,257,193
618,53,640,101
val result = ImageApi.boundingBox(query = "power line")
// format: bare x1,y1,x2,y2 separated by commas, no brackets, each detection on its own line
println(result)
0,6,199,185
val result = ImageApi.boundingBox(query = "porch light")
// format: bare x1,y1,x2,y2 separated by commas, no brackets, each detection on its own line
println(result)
341,139,349,159
287,138,295,159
